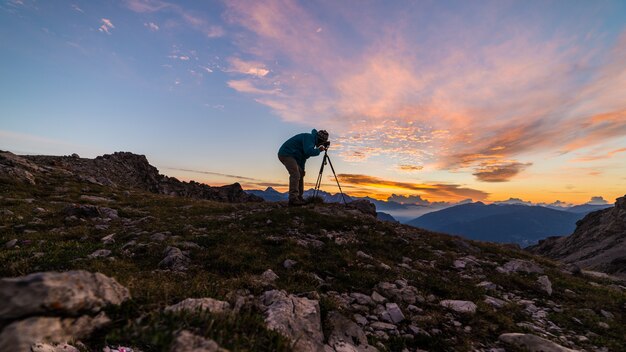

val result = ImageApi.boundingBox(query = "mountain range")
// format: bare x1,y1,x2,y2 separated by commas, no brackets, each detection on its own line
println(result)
248,187,613,245
407,202,590,246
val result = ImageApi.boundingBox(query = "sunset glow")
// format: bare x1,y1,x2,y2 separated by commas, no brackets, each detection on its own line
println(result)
1,0,625,205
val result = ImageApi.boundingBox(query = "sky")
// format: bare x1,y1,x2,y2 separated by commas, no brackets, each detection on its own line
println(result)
1,0,626,206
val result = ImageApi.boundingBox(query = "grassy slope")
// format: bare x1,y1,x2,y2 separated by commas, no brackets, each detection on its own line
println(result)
1,174,625,351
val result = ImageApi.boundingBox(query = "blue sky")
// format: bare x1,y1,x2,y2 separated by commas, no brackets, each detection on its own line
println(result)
2,0,626,204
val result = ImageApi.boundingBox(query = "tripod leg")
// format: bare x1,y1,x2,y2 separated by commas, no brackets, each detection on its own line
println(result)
326,155,347,204
314,153,327,198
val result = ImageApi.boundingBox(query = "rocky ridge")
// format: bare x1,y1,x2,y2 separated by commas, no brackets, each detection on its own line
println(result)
1,151,625,351
528,195,626,277
1,151,262,203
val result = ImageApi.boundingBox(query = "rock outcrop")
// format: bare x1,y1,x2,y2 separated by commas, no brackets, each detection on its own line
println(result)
529,195,626,276
0,271,130,351
1,151,262,203
258,290,325,352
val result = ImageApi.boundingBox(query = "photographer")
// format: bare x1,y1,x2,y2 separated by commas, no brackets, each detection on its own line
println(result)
278,129,329,206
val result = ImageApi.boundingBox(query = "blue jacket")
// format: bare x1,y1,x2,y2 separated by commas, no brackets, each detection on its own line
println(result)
278,129,321,170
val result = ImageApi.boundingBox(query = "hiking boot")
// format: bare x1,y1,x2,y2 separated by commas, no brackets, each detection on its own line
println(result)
288,198,307,206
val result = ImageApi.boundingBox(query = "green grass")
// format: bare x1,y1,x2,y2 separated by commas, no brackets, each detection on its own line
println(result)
1,172,625,351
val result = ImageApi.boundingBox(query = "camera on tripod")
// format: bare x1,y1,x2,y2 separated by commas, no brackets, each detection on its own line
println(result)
321,141,330,148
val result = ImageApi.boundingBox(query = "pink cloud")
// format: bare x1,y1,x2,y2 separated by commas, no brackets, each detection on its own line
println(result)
222,0,626,182
98,18,114,34
125,0,224,38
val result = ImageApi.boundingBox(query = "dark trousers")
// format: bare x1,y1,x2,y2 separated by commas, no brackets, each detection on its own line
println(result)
278,155,304,200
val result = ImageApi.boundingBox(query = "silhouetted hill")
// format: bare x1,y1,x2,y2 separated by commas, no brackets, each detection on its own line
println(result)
529,195,626,277
408,203,585,246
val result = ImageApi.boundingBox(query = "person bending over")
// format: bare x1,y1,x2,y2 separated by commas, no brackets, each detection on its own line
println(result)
278,129,329,206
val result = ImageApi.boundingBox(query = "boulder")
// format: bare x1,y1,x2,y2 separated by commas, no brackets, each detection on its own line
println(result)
261,269,279,283
499,333,579,352
159,246,190,272
0,270,130,321
537,275,553,296
325,311,378,352
170,330,228,352
165,298,230,315
383,303,405,323
499,259,544,274
440,300,477,314
0,313,110,352
259,290,324,352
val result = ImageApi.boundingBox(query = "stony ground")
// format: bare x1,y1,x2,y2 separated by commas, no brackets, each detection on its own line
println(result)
1,159,626,351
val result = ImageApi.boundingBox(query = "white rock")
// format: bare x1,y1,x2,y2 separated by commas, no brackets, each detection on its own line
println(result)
439,300,477,314
101,234,115,245
384,303,405,323
88,249,111,258
371,291,386,304
259,290,324,351
0,313,110,352
499,333,579,352
500,259,544,274
0,270,129,320
537,275,553,296
5,239,18,248
170,330,228,352
261,269,279,282
165,298,231,315
283,259,297,269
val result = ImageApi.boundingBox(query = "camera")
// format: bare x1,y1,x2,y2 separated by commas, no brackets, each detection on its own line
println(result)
322,141,330,148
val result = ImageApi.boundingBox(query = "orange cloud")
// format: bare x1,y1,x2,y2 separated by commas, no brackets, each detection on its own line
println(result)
222,0,626,182
571,147,626,162
472,162,532,182
337,174,488,202
397,164,424,172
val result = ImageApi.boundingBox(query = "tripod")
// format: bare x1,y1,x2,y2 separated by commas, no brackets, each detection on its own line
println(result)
313,149,347,204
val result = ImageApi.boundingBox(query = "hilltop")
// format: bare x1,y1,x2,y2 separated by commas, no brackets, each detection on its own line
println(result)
1,151,625,352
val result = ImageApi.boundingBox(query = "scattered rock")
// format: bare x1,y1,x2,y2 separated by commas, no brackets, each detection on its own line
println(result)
371,291,386,304
261,269,279,283
259,290,324,351
101,234,115,245
170,330,228,352
283,259,297,269
499,333,579,352
499,259,544,274
370,321,397,331
88,249,112,259
326,311,378,351
356,251,373,260
165,298,231,315
151,232,169,241
383,303,405,324
440,300,477,314
537,275,553,296
0,270,130,320
350,292,373,306
0,312,111,352
79,195,113,203
31,342,80,352
5,239,18,248
158,246,190,272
